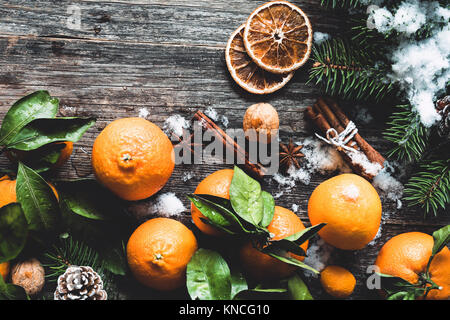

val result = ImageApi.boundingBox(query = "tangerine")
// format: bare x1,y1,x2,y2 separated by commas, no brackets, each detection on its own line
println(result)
126,218,198,291
308,174,381,250
91,117,175,201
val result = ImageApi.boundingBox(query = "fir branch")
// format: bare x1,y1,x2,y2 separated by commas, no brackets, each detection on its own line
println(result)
384,105,430,162
403,160,450,217
320,0,362,9
308,39,394,101
41,235,114,290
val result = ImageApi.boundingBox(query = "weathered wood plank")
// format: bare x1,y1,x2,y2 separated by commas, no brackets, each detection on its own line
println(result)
0,0,342,46
0,1,448,300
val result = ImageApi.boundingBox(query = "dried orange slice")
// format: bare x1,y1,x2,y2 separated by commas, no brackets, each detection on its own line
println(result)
225,24,294,94
243,1,313,74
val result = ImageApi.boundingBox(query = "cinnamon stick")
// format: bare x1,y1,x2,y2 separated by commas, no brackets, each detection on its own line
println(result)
324,97,385,167
305,98,386,180
193,110,266,179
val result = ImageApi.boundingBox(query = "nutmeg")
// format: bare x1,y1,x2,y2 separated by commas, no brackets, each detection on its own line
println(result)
243,103,279,142
11,258,45,296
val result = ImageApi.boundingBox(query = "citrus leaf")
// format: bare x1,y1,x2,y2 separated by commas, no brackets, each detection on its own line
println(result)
187,195,231,228
431,225,450,256
56,179,121,221
0,203,28,263
284,223,327,244
229,166,263,226
265,249,319,274
6,143,66,173
263,239,307,256
6,117,96,151
0,275,28,300
230,270,248,299
287,274,313,300
0,91,59,146
199,218,237,235
260,191,275,227
186,248,232,300
16,162,60,232
189,194,262,235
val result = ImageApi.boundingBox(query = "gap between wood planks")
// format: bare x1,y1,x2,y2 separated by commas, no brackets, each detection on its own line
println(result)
0,34,226,50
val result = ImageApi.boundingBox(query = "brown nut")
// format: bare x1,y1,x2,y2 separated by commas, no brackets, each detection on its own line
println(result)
243,103,279,142
11,258,45,296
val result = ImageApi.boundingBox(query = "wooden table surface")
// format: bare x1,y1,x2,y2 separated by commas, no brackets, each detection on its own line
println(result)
0,0,448,300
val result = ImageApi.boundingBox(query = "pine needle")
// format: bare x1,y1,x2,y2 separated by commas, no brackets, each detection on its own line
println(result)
308,38,394,101
41,235,113,290
404,160,450,217
384,105,430,162
320,0,362,9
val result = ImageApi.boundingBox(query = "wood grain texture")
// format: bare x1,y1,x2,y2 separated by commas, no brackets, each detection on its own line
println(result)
0,0,448,300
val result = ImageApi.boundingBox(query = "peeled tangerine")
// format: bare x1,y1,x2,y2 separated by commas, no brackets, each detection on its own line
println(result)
308,174,381,250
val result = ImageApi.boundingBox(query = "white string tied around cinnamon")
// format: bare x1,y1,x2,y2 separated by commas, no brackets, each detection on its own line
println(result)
315,121,359,153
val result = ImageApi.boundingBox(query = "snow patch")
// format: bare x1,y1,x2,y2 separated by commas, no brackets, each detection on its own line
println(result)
163,114,190,137
151,192,186,217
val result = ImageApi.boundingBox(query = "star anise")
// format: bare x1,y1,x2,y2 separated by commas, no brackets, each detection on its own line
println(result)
279,139,305,171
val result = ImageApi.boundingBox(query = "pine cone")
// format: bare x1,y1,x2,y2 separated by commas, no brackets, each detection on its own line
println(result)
54,266,107,300
436,95,449,138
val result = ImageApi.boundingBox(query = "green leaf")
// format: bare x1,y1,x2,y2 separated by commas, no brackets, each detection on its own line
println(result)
186,248,232,300
6,117,96,151
0,203,28,263
7,142,66,173
377,273,416,292
0,275,28,300
431,225,450,256
56,179,122,221
0,91,59,146
187,195,231,228
229,166,263,226
230,270,248,299
284,223,327,244
287,274,313,300
101,240,127,276
16,162,60,232
260,191,275,227
189,194,263,235
265,249,319,274
263,239,307,257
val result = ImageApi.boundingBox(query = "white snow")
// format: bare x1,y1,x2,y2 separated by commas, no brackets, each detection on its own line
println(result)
163,114,190,137
372,165,404,203
291,204,299,213
366,0,450,127
204,106,229,128
304,238,334,277
151,192,186,217
182,171,195,182
138,107,150,119
341,183,360,201
314,32,330,44
272,137,351,195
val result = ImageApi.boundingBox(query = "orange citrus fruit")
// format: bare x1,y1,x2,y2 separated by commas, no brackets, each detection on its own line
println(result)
240,206,309,280
0,175,58,208
126,217,198,291
320,265,356,298
243,1,313,74
191,169,234,236
6,141,73,169
226,24,294,94
0,262,10,281
91,117,175,201
308,174,381,250
375,231,450,300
